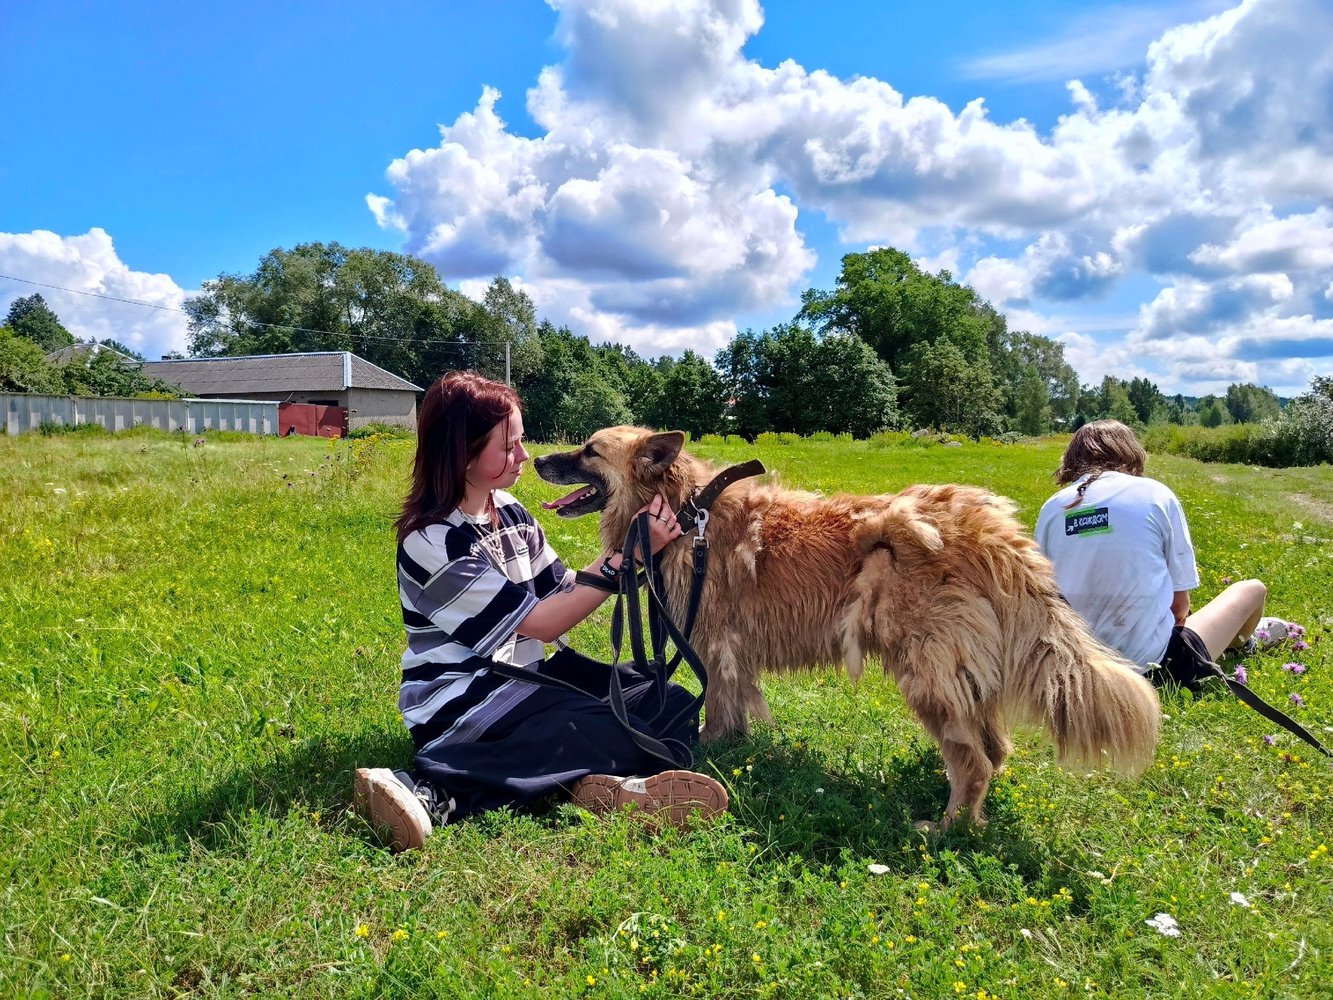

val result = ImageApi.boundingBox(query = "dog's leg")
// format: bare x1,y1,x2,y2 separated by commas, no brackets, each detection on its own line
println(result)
938,734,993,829
699,634,768,742
981,717,1013,776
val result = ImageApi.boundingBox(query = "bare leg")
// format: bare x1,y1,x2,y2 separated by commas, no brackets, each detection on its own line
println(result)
1185,579,1267,660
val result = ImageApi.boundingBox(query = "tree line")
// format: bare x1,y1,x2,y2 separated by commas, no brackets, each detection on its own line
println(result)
0,295,177,397
0,243,1301,445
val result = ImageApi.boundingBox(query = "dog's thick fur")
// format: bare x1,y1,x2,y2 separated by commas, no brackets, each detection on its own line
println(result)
535,427,1160,827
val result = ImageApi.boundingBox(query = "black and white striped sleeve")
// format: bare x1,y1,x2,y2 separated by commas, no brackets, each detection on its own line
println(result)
398,529,538,658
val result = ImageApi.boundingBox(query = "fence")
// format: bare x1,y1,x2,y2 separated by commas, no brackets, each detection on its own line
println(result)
2,393,279,436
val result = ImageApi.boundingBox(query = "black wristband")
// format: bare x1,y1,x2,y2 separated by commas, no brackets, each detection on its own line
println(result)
599,552,621,581
574,570,618,594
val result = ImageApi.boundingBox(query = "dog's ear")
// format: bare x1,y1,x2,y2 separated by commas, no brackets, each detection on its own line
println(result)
637,431,685,474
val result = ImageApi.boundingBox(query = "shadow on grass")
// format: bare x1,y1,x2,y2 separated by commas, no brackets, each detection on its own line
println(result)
695,726,1056,883
135,710,1054,888
129,722,416,852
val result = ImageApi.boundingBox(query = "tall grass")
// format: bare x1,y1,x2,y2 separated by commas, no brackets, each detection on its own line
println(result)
2,430,1330,997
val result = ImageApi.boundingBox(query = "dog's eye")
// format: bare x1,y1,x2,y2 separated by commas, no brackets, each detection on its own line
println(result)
584,444,599,459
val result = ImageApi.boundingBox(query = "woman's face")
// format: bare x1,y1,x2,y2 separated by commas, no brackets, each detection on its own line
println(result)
467,407,529,493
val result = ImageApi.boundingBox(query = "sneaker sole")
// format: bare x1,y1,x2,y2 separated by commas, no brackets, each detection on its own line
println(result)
570,770,729,827
354,767,431,853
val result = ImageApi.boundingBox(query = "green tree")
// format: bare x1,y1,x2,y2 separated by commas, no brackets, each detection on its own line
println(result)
650,350,726,438
817,333,899,437
1014,364,1052,436
6,294,75,352
1197,395,1231,428
800,248,992,372
995,331,1079,430
1224,382,1281,424
0,326,62,392
57,348,180,397
556,369,633,441
1126,377,1165,425
901,338,1002,436
184,242,479,389
714,330,767,439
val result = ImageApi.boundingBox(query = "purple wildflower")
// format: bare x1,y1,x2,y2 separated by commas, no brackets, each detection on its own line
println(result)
1234,665,1248,685
1291,663,1306,675
1289,693,1304,707
1262,735,1277,747
1282,662,1299,672
1222,576,1233,585
1293,640,1310,652
1289,623,1306,638
1256,629,1270,641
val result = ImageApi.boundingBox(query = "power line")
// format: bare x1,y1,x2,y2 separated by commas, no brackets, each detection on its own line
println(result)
0,271,511,349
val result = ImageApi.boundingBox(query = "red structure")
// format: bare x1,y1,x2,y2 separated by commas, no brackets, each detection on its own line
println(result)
279,402,347,438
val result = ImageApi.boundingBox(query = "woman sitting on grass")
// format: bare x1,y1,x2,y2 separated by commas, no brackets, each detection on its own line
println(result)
355,371,727,852
1035,419,1282,688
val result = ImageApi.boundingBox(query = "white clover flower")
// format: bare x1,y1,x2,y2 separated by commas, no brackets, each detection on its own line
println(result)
1145,913,1181,937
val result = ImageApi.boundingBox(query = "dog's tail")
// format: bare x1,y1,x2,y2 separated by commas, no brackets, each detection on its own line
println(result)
1034,597,1161,776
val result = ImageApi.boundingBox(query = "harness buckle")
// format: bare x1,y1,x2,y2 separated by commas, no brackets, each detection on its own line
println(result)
694,506,709,539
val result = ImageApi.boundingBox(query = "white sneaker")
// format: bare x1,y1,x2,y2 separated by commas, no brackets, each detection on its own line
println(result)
569,770,729,827
354,767,432,852
1255,616,1291,647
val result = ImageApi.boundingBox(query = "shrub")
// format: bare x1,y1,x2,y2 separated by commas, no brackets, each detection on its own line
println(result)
348,422,414,440
37,420,109,437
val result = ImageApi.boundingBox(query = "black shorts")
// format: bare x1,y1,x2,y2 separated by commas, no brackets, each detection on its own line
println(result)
1149,625,1222,692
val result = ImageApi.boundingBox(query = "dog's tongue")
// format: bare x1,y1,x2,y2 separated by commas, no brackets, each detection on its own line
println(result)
541,485,594,510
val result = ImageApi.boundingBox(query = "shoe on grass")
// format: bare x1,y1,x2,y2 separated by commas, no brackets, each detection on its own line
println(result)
1254,616,1291,647
354,767,434,853
570,769,729,827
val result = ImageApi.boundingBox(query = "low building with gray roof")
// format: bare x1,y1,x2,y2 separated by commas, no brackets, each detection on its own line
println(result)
142,351,421,433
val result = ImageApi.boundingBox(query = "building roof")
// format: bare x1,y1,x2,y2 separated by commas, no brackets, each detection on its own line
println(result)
46,342,137,364
141,351,422,395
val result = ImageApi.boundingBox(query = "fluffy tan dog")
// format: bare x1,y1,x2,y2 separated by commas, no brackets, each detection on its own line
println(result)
535,427,1161,828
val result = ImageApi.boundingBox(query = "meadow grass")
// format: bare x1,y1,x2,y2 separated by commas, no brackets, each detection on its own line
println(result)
2,430,1330,998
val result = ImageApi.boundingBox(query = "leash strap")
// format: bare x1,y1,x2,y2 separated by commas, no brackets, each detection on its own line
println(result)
676,459,766,532
1220,672,1332,758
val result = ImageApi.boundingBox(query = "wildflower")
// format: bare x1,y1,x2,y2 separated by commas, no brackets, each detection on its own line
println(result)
1289,623,1306,638
1222,576,1232,584
1293,640,1310,652
1290,693,1304,707
354,924,369,938
752,953,762,963
1145,913,1181,937
586,974,597,986
1263,735,1277,747
391,928,408,943
868,863,890,875
1234,665,1248,685
1291,663,1307,675
1229,892,1252,908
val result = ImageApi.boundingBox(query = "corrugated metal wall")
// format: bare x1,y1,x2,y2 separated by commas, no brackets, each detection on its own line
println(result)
2,394,278,436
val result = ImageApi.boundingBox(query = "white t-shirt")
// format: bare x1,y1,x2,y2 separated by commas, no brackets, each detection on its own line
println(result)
1035,471,1200,671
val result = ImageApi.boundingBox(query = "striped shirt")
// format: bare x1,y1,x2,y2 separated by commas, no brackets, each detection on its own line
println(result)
396,490,573,752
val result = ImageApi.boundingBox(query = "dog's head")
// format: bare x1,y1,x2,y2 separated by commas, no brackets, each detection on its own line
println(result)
534,426,690,536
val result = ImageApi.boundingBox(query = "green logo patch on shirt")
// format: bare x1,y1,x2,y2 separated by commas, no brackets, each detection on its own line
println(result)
1065,505,1111,537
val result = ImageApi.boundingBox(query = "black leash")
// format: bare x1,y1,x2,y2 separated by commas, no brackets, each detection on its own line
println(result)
1155,630,1331,759
498,460,767,770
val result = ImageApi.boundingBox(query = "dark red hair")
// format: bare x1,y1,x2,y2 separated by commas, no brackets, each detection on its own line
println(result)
396,371,521,542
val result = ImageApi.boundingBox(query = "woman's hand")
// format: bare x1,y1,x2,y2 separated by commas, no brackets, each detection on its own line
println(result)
638,494,683,554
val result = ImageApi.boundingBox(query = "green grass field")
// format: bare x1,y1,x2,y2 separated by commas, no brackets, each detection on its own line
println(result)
2,429,1330,998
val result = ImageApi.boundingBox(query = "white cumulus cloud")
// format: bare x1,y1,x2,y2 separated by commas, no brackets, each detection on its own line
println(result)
368,0,1333,393
0,229,191,361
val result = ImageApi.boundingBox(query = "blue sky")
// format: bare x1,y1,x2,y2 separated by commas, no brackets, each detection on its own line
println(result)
3,0,1330,397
